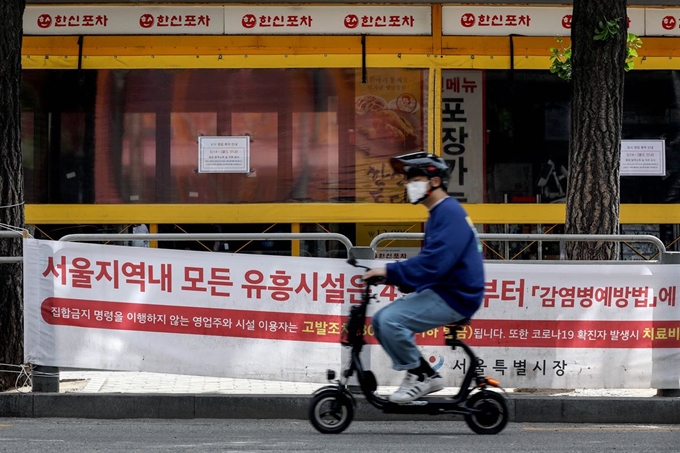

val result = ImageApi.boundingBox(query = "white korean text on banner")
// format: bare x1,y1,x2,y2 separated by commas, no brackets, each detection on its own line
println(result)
23,5,430,36
441,70,485,203
24,239,680,388
642,8,680,37
371,263,680,390
23,239,345,382
23,5,680,37
224,6,431,35
441,6,645,37
24,6,225,35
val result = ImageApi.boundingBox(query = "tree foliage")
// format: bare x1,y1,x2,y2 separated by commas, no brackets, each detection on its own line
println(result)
0,0,26,391
550,31,642,82
564,0,627,260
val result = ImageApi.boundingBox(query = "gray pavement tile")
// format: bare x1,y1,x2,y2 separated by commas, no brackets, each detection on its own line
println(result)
53,370,659,397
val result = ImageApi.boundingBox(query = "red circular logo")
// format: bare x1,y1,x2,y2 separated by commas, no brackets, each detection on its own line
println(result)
344,14,359,29
561,15,572,29
662,16,676,30
242,14,256,29
139,14,155,29
461,13,476,28
37,14,52,29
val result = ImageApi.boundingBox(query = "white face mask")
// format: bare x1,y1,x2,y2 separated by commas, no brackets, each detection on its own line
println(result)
406,180,429,204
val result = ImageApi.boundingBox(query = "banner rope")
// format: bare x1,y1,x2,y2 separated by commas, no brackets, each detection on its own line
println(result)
0,202,24,209
0,363,37,392
0,201,27,233
0,223,27,233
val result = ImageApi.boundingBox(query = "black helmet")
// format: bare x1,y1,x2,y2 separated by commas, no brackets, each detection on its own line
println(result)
389,152,450,187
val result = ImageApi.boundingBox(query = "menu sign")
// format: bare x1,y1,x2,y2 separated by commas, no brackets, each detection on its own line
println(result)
441,70,485,203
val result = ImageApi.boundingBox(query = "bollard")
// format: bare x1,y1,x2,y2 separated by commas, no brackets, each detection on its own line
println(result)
31,365,60,392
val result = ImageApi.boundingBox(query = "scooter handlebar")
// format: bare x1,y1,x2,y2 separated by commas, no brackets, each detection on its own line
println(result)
363,276,385,287
347,257,385,287
347,256,370,271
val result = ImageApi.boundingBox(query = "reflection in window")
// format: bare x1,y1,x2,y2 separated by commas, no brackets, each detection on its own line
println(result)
21,112,36,202
59,113,87,203
171,112,216,203
23,68,430,204
122,113,156,203
231,112,278,203
292,111,339,202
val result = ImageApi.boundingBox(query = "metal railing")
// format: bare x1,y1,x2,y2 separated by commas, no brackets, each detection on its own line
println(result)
370,233,667,262
0,230,27,264
20,231,355,392
6,231,670,262
58,232,354,254
3,230,676,394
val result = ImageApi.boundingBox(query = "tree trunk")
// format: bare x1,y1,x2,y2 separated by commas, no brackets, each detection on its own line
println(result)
565,0,627,260
0,0,26,391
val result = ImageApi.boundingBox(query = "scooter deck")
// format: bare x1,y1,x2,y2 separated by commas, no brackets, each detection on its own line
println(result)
380,396,472,415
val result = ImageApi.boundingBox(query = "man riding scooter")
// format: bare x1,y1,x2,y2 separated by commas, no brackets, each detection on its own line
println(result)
362,151,485,403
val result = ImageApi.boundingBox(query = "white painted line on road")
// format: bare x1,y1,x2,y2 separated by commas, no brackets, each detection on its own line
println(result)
523,426,680,431
0,438,65,442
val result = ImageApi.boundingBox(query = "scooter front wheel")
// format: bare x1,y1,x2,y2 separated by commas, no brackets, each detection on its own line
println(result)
464,390,509,435
308,389,354,434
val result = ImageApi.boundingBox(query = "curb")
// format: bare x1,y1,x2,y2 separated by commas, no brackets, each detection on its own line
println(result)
2,393,679,423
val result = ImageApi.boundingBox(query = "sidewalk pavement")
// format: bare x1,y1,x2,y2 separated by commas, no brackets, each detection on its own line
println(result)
1,371,678,424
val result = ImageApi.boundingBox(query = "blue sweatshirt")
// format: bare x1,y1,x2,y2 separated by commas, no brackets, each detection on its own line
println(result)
385,197,485,318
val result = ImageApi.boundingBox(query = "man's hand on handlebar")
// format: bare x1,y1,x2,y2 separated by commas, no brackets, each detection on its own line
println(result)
362,267,386,285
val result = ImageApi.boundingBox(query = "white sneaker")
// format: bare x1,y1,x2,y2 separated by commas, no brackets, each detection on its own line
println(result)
389,372,445,403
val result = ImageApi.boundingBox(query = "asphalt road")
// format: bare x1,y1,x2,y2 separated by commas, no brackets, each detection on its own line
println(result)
0,419,678,453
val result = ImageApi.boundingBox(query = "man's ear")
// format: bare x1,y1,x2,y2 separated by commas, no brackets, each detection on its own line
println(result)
430,176,442,189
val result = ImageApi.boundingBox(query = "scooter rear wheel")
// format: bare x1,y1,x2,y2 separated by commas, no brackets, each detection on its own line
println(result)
464,390,508,435
309,389,354,434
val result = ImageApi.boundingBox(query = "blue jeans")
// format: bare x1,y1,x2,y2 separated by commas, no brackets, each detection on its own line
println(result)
372,289,466,371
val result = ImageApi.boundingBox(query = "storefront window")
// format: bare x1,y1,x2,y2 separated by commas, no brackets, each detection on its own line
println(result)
21,68,429,204
21,112,36,202
484,70,680,205
23,67,679,205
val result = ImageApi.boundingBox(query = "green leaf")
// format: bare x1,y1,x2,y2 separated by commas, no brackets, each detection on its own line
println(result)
548,36,572,81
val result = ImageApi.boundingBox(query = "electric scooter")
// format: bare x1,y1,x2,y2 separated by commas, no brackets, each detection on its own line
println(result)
308,257,509,435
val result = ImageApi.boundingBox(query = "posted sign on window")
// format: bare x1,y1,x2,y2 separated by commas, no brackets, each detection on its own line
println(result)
620,139,666,177
198,136,250,174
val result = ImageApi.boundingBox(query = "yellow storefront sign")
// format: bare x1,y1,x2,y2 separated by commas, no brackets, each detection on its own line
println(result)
356,222,423,248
